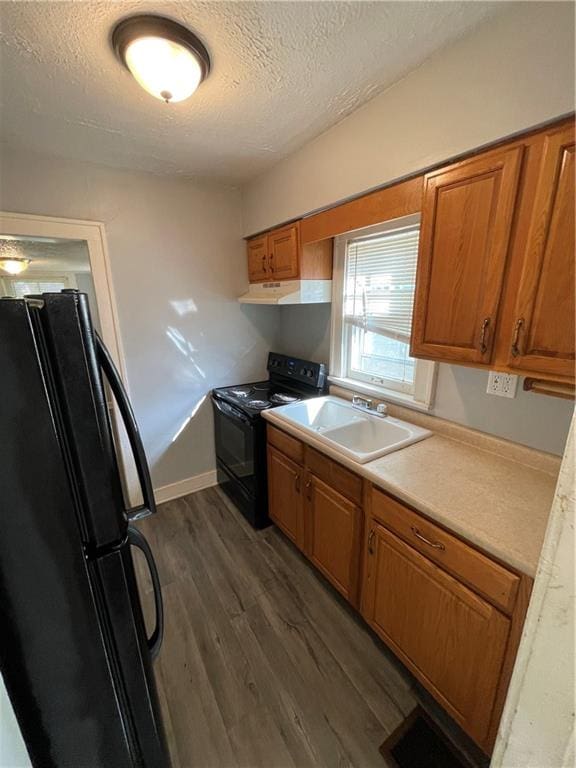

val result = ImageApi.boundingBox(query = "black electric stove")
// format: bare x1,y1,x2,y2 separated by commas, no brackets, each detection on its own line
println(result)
211,353,326,528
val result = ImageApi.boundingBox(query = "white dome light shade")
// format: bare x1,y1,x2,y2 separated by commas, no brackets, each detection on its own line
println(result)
0,258,30,275
125,37,203,103
112,16,210,104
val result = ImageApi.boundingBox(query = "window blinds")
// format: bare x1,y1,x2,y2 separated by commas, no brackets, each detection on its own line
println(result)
344,225,420,344
10,279,68,297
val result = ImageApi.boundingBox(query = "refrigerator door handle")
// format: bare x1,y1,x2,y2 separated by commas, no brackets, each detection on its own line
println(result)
95,333,157,521
128,526,164,661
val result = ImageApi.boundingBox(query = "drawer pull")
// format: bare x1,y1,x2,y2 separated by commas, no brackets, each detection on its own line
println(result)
411,526,445,551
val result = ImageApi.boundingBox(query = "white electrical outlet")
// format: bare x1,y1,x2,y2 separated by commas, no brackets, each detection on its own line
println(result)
487,371,519,398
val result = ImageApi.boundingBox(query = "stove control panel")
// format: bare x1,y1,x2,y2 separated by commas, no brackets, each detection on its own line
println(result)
267,352,327,390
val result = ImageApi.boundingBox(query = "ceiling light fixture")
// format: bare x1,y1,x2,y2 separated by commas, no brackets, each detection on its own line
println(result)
0,258,30,275
112,15,210,104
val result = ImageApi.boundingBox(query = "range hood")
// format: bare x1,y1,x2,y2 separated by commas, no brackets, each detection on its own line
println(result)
238,279,332,305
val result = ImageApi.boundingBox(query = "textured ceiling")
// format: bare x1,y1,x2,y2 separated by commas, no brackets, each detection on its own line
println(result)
0,237,90,272
0,1,507,182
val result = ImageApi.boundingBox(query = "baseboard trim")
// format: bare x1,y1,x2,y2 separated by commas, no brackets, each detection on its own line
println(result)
153,470,218,505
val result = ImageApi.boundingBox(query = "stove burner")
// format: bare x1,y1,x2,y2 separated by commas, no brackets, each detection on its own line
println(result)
247,399,271,409
270,393,299,405
230,389,249,398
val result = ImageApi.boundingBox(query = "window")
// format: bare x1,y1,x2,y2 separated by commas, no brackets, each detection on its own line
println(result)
330,215,436,409
3,274,74,298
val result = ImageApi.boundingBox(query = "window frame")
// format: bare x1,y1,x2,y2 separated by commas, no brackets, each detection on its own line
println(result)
329,215,437,411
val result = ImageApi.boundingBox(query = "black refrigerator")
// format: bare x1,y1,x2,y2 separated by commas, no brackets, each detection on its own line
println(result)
0,290,170,768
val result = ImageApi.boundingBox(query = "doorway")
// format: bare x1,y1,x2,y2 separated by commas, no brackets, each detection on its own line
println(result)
0,211,138,501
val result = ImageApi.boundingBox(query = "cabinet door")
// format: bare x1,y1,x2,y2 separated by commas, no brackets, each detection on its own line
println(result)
267,446,304,548
268,223,299,280
411,147,523,364
507,125,575,378
247,235,269,283
363,522,510,747
305,474,362,605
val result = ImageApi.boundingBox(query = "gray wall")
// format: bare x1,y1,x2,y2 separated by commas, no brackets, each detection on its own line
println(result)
277,305,573,456
242,2,575,234
0,676,30,767
1,144,571,488
242,1,575,458
0,146,279,490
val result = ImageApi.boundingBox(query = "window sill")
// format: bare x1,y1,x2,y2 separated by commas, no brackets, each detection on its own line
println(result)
327,376,434,413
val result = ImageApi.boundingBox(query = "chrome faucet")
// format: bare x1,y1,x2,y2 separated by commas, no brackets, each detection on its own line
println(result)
352,395,388,417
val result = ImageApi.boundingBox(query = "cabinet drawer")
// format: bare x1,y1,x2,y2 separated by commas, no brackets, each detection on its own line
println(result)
371,488,519,614
267,425,304,465
305,447,363,505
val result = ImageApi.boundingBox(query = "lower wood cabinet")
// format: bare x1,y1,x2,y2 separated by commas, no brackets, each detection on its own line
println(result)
266,424,530,754
362,521,510,746
304,474,362,606
267,445,304,548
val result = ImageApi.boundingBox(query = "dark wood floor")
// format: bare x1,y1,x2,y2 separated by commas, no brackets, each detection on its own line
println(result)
134,487,485,768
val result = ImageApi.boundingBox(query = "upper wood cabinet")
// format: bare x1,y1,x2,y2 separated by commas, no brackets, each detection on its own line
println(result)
304,473,362,606
247,222,299,282
411,147,523,364
268,224,300,280
363,521,510,747
506,124,575,378
410,118,575,385
247,235,269,282
246,221,333,283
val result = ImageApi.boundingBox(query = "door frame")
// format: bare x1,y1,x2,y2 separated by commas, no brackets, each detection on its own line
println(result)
0,211,139,501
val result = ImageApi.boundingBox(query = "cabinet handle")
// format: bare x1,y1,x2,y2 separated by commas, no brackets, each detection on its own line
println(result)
411,526,445,551
368,529,375,555
511,318,525,357
262,255,267,273
479,317,491,354
268,253,274,273
305,478,312,501
294,474,301,493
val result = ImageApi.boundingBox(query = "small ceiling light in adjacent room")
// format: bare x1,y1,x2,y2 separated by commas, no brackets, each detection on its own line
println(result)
0,242,30,275
112,15,210,103
0,258,30,275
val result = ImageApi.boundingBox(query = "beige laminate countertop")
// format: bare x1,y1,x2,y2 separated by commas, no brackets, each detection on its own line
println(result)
263,407,560,578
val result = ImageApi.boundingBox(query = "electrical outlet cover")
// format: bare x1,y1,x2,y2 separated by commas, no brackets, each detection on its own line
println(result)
487,371,519,398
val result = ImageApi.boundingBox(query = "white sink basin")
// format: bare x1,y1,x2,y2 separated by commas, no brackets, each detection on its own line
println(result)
276,397,366,431
269,395,432,464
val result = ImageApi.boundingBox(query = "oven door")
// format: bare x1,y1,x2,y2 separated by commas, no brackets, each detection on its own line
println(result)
212,397,256,496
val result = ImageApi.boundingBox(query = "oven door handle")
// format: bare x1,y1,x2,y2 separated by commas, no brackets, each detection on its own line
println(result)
212,397,252,425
